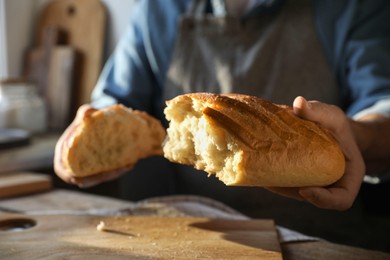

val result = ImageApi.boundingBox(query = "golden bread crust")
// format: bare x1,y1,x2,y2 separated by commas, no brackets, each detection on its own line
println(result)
63,104,166,177
163,93,345,187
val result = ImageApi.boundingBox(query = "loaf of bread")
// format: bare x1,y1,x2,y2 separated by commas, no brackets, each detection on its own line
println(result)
163,93,345,187
62,104,166,177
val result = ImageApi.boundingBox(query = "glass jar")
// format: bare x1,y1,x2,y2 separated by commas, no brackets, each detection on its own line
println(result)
0,80,47,133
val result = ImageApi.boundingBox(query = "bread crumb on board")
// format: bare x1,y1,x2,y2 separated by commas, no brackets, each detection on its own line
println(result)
96,220,135,237
96,221,106,231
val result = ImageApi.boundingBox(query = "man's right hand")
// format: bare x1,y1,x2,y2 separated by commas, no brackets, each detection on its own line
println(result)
53,104,133,188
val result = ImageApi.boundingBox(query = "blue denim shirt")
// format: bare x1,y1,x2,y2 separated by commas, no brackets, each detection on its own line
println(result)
91,0,390,119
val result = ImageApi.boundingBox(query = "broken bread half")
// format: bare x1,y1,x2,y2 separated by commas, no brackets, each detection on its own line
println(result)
163,93,345,187
62,104,166,177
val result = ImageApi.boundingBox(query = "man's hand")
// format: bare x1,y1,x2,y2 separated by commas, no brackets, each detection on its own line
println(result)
53,105,133,188
266,96,366,210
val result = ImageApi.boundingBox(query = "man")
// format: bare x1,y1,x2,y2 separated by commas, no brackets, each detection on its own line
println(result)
55,0,390,211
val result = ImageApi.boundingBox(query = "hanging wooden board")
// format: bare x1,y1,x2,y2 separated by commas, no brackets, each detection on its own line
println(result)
35,0,106,115
0,214,282,259
24,26,77,130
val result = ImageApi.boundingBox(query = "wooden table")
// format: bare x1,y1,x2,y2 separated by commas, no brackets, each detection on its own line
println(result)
0,189,389,260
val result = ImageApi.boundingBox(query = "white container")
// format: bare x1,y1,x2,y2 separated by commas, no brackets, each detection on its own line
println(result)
0,80,47,133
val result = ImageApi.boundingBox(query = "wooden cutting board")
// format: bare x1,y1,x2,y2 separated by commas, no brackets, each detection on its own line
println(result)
0,214,282,259
0,172,52,199
45,46,77,129
35,0,106,114
24,26,77,130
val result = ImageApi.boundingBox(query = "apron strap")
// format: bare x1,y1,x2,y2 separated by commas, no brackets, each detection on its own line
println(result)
187,0,228,17
211,0,227,17
187,0,207,17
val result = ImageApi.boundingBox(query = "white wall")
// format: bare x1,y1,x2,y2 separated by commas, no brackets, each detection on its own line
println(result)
0,0,7,79
100,0,137,56
0,0,136,80
0,0,38,80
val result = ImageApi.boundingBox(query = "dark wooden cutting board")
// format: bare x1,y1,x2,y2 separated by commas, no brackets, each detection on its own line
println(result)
0,214,282,259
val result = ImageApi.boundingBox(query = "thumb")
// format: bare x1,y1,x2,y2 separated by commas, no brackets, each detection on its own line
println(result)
75,104,98,122
292,96,343,133
293,96,360,163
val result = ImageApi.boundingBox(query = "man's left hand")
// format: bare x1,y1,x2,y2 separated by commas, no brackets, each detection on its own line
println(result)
266,96,365,210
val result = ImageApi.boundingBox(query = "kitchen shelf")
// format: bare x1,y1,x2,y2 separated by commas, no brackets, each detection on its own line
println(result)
0,133,60,174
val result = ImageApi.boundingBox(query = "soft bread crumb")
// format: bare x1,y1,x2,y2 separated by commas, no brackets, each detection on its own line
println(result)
163,98,241,184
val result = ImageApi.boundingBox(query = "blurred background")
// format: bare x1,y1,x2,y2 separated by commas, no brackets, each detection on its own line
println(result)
0,0,136,80
0,0,389,254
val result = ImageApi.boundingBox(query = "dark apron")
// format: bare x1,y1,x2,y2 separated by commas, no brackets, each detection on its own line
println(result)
164,0,339,104
161,0,341,210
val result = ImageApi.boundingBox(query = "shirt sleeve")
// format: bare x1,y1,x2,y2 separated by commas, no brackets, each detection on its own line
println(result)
341,0,390,117
352,99,390,119
91,1,157,111
91,0,191,118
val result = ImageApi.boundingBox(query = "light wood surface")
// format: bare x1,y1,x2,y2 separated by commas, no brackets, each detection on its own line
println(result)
0,189,389,260
0,214,282,259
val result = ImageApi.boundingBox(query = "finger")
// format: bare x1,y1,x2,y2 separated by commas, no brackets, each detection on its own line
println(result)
292,96,365,210
72,167,133,188
53,105,98,184
265,187,304,201
299,186,355,210
298,139,365,210
294,96,358,159
293,96,344,133
75,104,97,122
53,131,74,184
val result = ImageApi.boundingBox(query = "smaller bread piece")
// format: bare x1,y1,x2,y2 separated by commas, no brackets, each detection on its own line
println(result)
62,104,166,177
163,93,345,187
